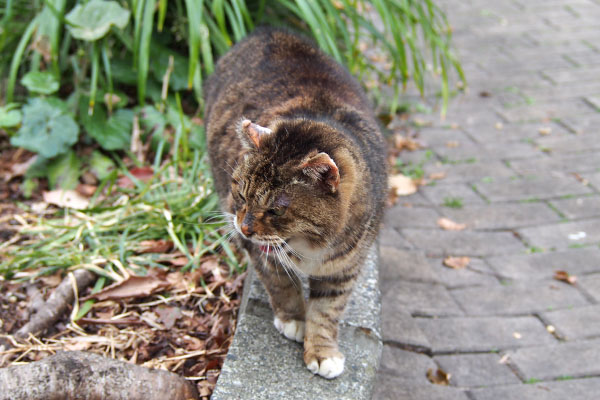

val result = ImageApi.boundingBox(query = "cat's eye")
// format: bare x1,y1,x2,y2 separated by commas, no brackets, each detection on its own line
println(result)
268,208,285,217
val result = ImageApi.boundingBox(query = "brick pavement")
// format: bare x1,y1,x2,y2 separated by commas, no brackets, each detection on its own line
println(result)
374,0,600,398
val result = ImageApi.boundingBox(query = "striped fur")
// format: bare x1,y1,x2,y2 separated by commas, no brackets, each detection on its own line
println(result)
204,28,386,379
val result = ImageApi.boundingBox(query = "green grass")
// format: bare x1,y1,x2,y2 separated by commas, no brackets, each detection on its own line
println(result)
525,378,541,384
443,197,464,209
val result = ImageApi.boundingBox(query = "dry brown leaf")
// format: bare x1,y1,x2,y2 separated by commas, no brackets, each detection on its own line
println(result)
117,166,154,188
446,140,459,148
43,189,90,209
539,126,552,135
429,172,447,180
155,306,183,330
437,217,467,231
84,271,170,301
443,256,470,269
426,368,451,385
3,155,37,181
136,240,174,254
495,122,504,130
389,174,417,196
76,183,97,197
393,134,422,151
554,270,577,285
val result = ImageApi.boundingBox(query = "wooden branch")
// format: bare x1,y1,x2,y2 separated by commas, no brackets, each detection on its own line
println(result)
0,351,198,400
16,269,96,339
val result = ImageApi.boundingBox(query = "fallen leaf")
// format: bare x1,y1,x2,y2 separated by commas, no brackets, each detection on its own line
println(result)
443,256,470,269
393,134,422,151
479,91,492,98
3,155,37,181
572,173,589,185
389,174,418,196
117,166,154,188
155,306,183,329
135,239,174,254
445,140,459,148
429,172,447,180
76,183,97,197
546,325,556,333
538,126,552,135
498,354,510,364
513,332,522,339
495,122,503,130
83,270,170,301
43,189,90,209
554,270,577,285
427,368,450,385
437,217,467,231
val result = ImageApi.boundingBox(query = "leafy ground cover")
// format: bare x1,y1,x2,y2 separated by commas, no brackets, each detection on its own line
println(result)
0,0,462,397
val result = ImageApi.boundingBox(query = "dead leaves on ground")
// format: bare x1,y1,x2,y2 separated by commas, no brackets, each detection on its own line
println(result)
553,270,577,285
443,256,471,270
427,368,451,385
437,217,467,231
389,174,418,196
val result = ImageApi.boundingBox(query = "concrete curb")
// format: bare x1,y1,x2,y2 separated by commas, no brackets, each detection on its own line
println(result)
212,246,382,399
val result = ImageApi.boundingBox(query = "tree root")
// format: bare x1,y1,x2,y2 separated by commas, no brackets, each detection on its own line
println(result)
16,269,96,339
0,351,198,400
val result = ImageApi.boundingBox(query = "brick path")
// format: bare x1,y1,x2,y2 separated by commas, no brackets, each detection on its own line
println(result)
374,0,600,398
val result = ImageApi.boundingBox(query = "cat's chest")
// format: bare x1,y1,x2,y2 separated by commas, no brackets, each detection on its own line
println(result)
286,238,332,276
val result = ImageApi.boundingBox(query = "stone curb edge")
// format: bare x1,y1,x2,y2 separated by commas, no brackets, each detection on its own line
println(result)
212,246,383,400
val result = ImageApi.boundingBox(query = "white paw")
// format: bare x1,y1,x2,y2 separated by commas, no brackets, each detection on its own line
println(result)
273,316,305,342
306,356,345,379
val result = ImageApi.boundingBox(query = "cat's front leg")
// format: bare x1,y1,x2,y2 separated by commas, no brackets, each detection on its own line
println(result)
252,255,306,342
303,275,354,379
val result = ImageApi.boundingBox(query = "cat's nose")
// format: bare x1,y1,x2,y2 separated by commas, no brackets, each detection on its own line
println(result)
241,213,254,236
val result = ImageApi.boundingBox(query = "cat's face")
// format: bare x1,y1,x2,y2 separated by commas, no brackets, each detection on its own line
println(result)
228,119,343,249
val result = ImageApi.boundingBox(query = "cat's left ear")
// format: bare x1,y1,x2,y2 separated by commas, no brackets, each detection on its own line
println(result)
237,119,272,149
300,152,340,193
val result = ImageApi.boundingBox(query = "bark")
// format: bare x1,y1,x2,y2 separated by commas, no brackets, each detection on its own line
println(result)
0,351,199,400
16,269,95,339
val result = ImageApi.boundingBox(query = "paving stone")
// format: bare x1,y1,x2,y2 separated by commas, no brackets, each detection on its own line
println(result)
420,183,486,206
518,218,600,249
509,152,600,175
402,229,525,257
535,132,600,153
474,174,592,202
384,205,440,229
584,171,600,190
507,339,600,380
579,273,600,302
486,248,600,281
440,203,561,230
452,280,589,316
470,378,600,400
542,304,600,340
497,98,594,122
541,65,600,84
550,195,600,219
382,308,431,352
380,247,439,291
434,353,521,387
379,225,413,249
428,258,499,289
418,127,475,147
382,281,463,317
372,379,470,400
432,139,538,163
416,316,555,353
464,121,570,143
561,113,600,134
379,346,436,382
424,160,515,183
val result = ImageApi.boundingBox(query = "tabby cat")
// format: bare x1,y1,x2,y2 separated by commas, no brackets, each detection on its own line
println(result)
204,28,386,379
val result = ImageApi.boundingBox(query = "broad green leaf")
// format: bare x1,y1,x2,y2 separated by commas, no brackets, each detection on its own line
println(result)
47,150,81,189
80,98,133,150
10,98,78,158
90,150,116,180
0,103,22,128
66,0,131,41
21,71,60,94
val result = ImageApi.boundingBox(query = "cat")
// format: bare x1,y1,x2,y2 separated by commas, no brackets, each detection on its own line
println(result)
204,27,387,379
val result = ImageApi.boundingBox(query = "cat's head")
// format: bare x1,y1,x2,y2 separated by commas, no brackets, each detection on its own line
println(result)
228,118,354,249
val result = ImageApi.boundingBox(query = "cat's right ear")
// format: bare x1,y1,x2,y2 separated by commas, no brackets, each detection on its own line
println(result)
237,119,272,150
